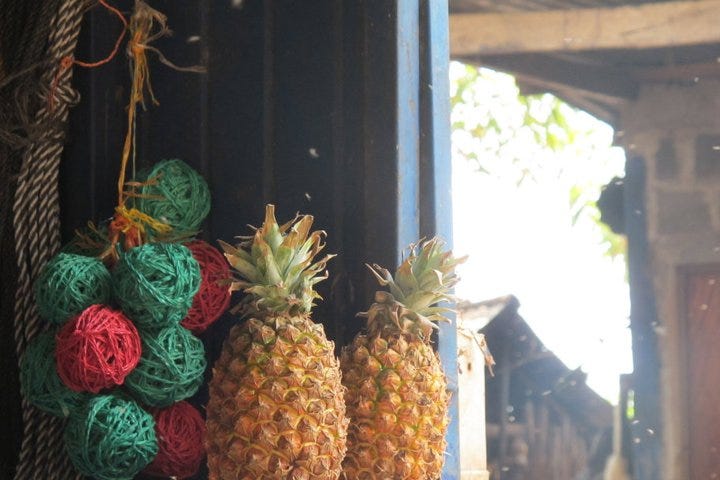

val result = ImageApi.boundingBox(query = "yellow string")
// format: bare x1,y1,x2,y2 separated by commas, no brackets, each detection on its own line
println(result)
115,205,172,236
117,1,158,205
92,0,206,264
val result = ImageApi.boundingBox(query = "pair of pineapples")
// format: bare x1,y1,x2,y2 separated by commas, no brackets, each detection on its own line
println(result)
206,205,465,480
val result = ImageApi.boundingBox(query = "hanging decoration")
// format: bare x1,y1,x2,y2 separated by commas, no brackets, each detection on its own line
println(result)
34,253,112,325
112,242,201,331
19,1,222,478
137,158,212,235
182,240,232,334
55,305,142,394
124,324,207,407
19,330,89,418
64,393,158,480
143,401,207,479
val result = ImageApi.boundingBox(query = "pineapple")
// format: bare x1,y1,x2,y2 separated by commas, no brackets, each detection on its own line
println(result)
206,204,347,480
341,238,466,479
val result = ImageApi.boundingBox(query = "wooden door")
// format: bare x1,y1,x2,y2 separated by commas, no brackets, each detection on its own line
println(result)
685,271,720,478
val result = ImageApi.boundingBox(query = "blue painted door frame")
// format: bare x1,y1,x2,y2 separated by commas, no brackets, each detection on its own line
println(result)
61,1,460,478
363,1,459,477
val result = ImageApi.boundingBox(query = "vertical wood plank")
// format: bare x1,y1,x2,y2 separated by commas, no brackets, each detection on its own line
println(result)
265,0,348,344
623,156,662,479
537,404,549,479
526,399,536,474
335,0,369,344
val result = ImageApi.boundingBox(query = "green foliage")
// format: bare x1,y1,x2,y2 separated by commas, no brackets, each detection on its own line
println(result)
450,62,626,261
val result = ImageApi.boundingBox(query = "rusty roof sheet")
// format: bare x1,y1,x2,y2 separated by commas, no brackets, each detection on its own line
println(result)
452,0,674,13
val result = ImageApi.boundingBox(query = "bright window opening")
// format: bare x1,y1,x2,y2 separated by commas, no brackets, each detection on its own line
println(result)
450,62,632,403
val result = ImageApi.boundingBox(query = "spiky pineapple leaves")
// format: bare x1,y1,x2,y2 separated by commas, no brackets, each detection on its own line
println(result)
219,204,334,317
363,238,467,340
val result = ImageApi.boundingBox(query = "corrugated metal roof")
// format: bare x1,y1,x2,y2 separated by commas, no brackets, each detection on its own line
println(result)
452,0,673,13
459,295,613,429
450,0,720,123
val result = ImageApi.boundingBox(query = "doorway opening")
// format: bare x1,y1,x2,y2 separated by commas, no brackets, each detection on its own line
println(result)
451,62,632,479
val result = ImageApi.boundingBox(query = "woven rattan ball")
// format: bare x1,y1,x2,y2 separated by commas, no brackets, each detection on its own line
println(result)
143,401,206,479
55,305,142,393
124,324,206,407
35,253,112,325
65,393,157,480
20,330,89,417
136,159,210,234
181,240,231,334
112,242,201,331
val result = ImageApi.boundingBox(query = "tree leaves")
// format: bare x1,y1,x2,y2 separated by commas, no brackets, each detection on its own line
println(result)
450,62,626,261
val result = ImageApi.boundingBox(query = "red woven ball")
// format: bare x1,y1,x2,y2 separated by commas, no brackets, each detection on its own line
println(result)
181,240,231,334
55,304,142,393
143,401,206,479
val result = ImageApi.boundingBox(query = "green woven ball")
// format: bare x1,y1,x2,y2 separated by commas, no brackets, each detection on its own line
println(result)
35,253,112,324
136,159,211,233
124,324,207,407
112,243,201,331
20,330,89,418
65,393,158,480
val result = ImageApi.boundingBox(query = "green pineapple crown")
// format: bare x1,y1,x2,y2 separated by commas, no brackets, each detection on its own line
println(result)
219,204,334,317
363,237,467,340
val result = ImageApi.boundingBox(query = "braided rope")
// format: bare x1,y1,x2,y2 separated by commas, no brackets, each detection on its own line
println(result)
12,1,88,479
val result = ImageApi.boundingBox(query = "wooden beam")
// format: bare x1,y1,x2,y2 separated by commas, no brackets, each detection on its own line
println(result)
451,0,720,56
465,53,629,123
476,54,638,100
633,61,720,83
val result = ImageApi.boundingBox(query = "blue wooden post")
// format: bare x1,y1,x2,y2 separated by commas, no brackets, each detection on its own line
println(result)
364,3,460,476
419,1,460,478
363,0,421,270
395,0,422,257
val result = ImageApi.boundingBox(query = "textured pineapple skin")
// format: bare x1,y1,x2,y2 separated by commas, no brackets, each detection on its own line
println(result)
341,330,449,480
206,314,348,480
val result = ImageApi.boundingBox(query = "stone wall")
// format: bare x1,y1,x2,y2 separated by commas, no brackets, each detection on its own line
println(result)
617,80,720,480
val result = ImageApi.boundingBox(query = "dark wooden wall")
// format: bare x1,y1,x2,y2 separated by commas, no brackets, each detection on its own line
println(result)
62,0,365,361
60,1,458,478
62,0,456,355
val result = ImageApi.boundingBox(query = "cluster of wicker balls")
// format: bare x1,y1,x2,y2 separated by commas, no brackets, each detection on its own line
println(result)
20,159,230,480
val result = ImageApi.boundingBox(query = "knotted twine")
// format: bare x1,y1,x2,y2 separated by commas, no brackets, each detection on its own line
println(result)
124,324,207,407
64,393,157,480
100,2,205,262
143,401,206,479
61,222,110,257
112,242,201,330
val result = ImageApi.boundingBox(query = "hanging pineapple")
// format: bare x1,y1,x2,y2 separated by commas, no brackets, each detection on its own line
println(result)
206,204,348,480
341,238,466,479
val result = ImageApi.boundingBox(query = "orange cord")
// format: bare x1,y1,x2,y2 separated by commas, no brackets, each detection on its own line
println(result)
61,0,201,264
73,0,128,68
48,0,127,110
